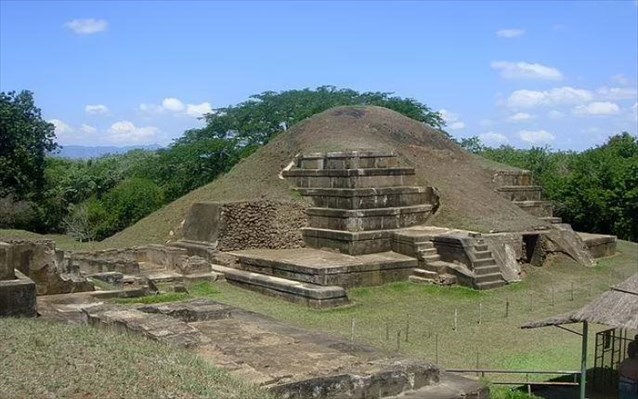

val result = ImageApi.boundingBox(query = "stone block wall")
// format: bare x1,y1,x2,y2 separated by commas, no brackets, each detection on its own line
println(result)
182,201,308,251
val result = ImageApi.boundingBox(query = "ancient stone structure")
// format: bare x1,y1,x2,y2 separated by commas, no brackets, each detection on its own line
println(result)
0,241,37,317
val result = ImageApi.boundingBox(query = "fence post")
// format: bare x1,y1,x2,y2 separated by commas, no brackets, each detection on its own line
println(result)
454,309,458,331
505,297,510,318
350,317,355,342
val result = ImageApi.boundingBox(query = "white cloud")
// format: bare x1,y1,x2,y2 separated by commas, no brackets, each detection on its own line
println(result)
496,29,525,38
479,132,509,146
65,18,108,35
573,102,621,116
161,97,185,112
597,86,638,101
508,112,533,122
139,103,164,113
439,109,465,130
548,110,565,119
491,61,563,81
507,87,593,108
50,119,72,134
85,104,109,115
519,129,555,144
632,102,638,121
107,121,159,144
80,124,97,134
186,102,212,118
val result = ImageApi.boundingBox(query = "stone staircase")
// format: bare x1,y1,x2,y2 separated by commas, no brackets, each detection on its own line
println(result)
493,170,561,224
393,229,506,290
283,151,437,255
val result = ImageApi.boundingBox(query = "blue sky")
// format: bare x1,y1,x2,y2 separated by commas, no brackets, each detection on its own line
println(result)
1,1,636,150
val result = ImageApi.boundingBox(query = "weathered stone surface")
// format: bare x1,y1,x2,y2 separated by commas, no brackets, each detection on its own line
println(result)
89,271,123,286
0,270,37,317
138,299,232,322
284,168,417,189
302,228,394,255
492,170,533,187
531,225,595,267
512,200,554,218
233,248,417,289
0,242,14,280
297,186,436,210
482,233,523,282
297,151,399,170
1,239,94,295
307,205,433,232
181,200,308,251
178,255,211,275
496,185,542,201
84,304,211,348
217,265,350,308
577,232,617,258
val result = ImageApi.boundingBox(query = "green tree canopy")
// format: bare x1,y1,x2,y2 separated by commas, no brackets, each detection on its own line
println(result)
179,86,445,147
0,90,58,199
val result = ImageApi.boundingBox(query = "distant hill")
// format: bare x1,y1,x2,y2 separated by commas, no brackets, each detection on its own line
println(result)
51,144,162,159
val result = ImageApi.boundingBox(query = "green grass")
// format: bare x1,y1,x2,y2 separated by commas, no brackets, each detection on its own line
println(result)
489,385,540,399
163,241,638,381
0,317,272,399
0,228,104,251
115,292,190,304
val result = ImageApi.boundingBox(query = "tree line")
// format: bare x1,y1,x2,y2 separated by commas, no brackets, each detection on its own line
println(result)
1,89,636,242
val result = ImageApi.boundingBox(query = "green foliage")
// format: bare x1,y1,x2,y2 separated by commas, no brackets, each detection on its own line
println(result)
0,90,58,200
181,86,445,146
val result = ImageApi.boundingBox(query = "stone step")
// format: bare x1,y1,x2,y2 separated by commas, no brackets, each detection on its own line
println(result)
232,248,417,288
283,168,416,189
473,250,492,260
169,240,217,259
473,265,501,276
473,258,496,267
474,272,505,284
540,216,562,224
412,268,438,279
297,151,399,170
307,204,433,232
492,170,534,187
296,186,434,210
420,254,441,263
475,279,507,290
473,244,488,252
212,264,350,308
512,200,554,217
496,185,542,201
409,275,435,285
302,228,394,255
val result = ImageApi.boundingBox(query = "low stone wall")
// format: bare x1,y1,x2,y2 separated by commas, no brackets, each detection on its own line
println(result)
182,200,308,251
0,238,93,295
577,233,617,259
66,245,189,275
0,270,37,317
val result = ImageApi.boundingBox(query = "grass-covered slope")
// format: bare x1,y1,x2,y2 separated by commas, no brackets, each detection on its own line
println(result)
0,318,271,399
105,106,548,247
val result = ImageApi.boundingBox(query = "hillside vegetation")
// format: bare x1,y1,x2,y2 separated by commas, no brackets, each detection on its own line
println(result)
105,106,544,247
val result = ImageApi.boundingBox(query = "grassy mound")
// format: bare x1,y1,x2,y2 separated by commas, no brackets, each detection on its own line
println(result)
0,318,271,399
105,106,547,247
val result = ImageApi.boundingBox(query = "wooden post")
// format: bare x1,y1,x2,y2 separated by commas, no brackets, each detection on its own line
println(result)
505,298,510,318
580,321,589,399
478,302,482,325
571,282,575,301
350,317,355,342
405,316,409,343
435,334,439,364
529,292,533,311
453,309,458,331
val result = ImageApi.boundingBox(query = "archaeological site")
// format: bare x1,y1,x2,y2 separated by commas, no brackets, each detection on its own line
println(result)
1,106,621,398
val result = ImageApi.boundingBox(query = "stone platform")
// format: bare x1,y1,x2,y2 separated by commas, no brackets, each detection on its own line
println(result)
232,248,418,289
577,232,617,258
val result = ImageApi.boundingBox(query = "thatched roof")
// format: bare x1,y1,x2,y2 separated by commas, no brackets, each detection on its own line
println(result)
522,274,638,330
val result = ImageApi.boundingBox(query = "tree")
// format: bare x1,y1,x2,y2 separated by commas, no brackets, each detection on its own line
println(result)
179,86,445,146
0,90,58,199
